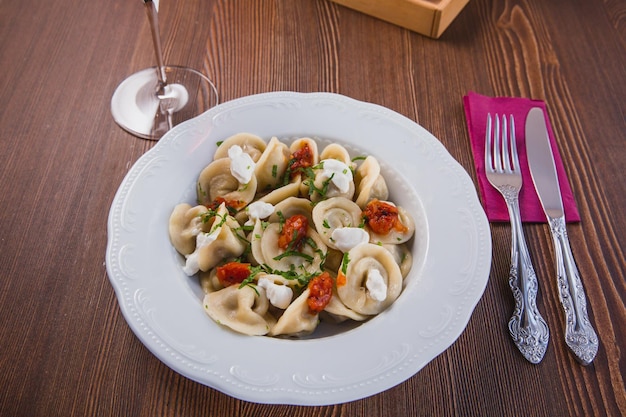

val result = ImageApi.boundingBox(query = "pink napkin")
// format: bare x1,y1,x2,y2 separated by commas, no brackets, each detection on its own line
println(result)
463,91,580,223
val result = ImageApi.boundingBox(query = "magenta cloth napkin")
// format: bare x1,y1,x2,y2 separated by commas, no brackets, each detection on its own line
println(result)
463,91,580,223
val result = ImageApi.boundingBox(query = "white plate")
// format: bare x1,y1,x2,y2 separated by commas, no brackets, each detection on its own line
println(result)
106,92,491,405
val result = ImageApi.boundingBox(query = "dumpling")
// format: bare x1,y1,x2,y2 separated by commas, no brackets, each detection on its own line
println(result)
287,138,318,193
311,197,362,249
260,223,327,274
213,133,267,162
197,157,257,209
289,137,319,169
183,203,248,275
383,243,413,279
204,285,276,335
268,288,319,337
248,218,267,266
337,243,402,315
269,197,314,225
254,136,291,193
319,143,355,170
305,158,355,203
354,156,389,208
168,203,211,255
258,177,302,206
323,286,370,323
199,268,224,294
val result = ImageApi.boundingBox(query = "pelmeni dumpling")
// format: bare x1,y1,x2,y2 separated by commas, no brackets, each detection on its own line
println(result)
268,288,318,337
258,176,302,206
383,243,413,279
254,136,291,192
184,204,247,274
197,157,257,209
204,285,276,335
199,268,223,294
307,158,355,202
269,197,314,225
213,133,267,162
319,143,355,170
289,138,318,195
249,218,267,266
259,224,327,274
337,243,403,315
354,156,389,208
168,203,211,255
289,137,319,168
323,287,370,323
311,197,362,249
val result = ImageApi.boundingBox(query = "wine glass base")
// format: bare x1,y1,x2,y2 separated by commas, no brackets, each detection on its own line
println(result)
111,65,218,140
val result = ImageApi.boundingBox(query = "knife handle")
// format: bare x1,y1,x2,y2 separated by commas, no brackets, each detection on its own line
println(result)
548,217,599,365
506,198,550,363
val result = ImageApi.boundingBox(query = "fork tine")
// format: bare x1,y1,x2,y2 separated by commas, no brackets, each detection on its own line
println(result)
493,113,503,172
485,113,493,171
501,115,511,172
509,115,520,172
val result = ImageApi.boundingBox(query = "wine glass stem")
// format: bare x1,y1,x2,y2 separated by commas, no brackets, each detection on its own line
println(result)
144,0,167,87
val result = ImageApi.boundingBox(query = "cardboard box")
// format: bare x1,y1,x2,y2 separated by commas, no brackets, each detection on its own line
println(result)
329,0,469,39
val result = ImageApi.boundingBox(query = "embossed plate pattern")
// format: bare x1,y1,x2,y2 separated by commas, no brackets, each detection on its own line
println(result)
105,92,491,405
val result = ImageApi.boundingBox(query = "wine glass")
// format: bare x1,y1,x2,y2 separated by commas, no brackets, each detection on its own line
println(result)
111,0,218,140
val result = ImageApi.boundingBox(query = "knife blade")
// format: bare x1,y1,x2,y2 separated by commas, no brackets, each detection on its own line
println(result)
525,107,599,365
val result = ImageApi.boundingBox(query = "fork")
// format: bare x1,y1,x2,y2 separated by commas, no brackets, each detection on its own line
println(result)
485,113,550,364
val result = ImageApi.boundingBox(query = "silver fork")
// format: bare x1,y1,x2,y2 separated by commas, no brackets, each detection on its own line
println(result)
485,113,550,364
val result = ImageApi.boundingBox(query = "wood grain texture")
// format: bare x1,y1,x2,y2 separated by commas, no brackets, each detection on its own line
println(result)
0,0,624,416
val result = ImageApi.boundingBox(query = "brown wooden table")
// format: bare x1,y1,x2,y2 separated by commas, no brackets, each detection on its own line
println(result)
1,0,624,415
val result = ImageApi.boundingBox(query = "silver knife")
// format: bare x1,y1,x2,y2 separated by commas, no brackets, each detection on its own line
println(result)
525,107,599,365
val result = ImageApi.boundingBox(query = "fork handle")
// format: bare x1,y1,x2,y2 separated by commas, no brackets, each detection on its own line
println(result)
547,216,599,365
506,194,550,363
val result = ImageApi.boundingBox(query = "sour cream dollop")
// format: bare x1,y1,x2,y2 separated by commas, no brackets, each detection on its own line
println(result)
366,269,387,301
228,145,256,184
257,277,293,309
183,230,218,276
247,201,274,220
331,227,369,252
318,159,352,193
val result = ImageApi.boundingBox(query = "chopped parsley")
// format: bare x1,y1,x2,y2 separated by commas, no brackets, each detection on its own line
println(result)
340,252,350,275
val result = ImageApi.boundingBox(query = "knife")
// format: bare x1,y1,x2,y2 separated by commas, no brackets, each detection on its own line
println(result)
525,107,599,365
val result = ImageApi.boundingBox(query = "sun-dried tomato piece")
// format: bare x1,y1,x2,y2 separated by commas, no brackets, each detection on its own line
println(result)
307,272,333,314
277,214,308,251
288,143,314,179
216,262,251,287
362,199,408,235
205,196,246,212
